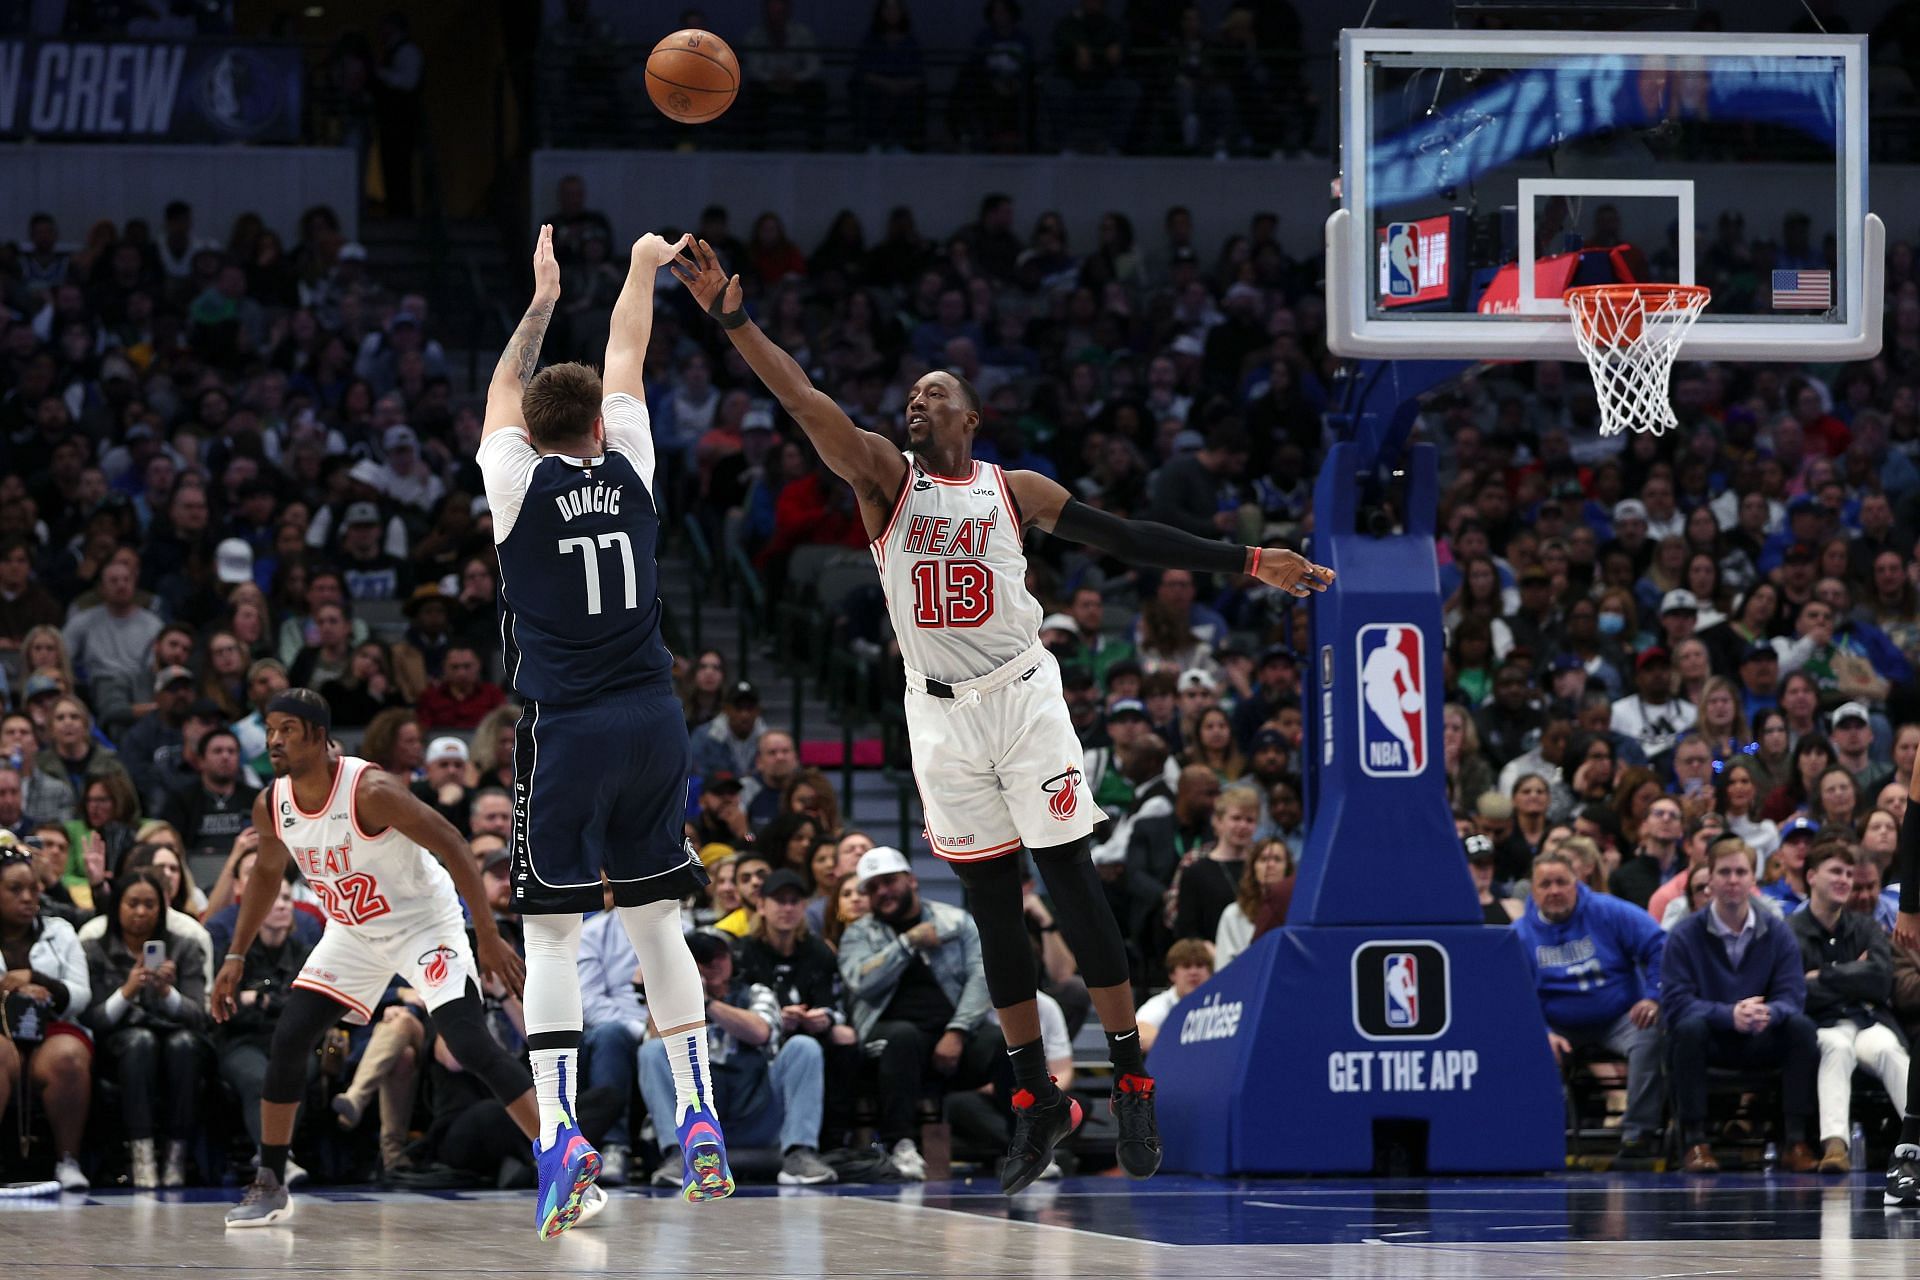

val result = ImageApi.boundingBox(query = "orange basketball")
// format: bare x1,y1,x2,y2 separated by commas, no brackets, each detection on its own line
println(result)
645,29,739,125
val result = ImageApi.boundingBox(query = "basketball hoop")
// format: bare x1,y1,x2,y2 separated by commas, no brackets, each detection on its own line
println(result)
1564,284,1711,437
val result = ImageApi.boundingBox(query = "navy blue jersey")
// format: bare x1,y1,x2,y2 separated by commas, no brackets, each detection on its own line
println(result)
479,392,672,705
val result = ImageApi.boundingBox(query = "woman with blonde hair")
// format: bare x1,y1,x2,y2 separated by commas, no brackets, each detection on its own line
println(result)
1443,702,1496,813
1694,676,1750,766
21,624,79,693
1560,835,1609,893
468,702,522,791
1214,838,1292,970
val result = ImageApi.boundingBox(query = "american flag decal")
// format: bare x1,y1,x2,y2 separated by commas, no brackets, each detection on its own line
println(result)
1771,269,1831,310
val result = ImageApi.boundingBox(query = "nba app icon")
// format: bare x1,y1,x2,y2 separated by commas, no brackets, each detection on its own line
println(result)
1384,953,1418,1027
1386,222,1419,297
1353,941,1450,1040
1356,624,1426,777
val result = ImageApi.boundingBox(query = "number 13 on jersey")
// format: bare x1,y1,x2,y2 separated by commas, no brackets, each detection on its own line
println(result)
910,558,994,628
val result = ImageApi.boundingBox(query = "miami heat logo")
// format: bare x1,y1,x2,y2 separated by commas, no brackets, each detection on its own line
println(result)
1041,767,1083,820
417,944,459,989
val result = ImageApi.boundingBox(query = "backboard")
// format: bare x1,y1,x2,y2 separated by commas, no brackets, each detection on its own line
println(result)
1326,30,1881,362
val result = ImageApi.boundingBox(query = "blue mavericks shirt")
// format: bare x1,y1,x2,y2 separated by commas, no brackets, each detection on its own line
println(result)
478,392,672,705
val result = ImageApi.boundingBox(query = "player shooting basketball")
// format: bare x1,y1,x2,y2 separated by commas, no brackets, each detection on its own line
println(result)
675,238,1333,1193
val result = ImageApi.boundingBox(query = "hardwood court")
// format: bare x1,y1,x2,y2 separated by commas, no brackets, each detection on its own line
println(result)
7,1173,1920,1279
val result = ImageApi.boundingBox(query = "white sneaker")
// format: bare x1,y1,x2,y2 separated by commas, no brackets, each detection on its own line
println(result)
284,1155,309,1187
599,1143,630,1187
54,1156,88,1192
163,1140,189,1188
890,1139,927,1181
1038,1159,1063,1181
129,1138,159,1189
574,1182,608,1227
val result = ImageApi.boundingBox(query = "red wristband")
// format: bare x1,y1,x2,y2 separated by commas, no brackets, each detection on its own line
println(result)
1247,547,1262,578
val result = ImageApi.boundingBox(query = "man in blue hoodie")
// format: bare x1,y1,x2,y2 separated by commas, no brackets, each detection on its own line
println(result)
1515,848,1667,1158
1662,835,1821,1174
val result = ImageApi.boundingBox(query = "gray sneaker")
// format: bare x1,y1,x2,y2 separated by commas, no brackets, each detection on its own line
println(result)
599,1143,630,1187
777,1146,837,1186
649,1148,683,1189
225,1169,293,1228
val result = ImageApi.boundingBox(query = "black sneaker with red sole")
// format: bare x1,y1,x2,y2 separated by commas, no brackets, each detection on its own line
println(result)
1112,1073,1162,1179
1000,1079,1083,1196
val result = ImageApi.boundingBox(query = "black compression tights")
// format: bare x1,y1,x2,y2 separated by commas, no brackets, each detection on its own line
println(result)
952,836,1132,1011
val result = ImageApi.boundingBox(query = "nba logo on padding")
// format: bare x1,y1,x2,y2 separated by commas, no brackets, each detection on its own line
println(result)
1353,941,1450,1040
1356,624,1426,777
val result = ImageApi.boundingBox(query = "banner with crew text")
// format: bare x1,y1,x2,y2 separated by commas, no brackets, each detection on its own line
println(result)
0,39,303,143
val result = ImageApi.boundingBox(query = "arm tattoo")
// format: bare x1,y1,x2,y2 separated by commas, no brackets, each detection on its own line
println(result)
496,300,555,386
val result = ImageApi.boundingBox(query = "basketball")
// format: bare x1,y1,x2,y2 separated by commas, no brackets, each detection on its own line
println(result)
645,29,739,125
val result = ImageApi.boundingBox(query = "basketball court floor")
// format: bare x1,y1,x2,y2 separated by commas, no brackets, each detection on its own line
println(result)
7,1174,1918,1278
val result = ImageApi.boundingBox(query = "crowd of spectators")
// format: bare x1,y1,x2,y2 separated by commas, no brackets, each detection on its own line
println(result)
7,149,1920,1185
544,0,1318,157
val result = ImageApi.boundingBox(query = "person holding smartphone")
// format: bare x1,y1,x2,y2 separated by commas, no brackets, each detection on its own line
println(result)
81,867,212,1188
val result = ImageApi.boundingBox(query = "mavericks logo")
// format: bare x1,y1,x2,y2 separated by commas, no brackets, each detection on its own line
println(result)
417,945,459,989
1179,992,1244,1045
1041,766,1083,820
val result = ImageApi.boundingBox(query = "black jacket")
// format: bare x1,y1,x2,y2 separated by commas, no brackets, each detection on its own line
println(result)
1790,905,1907,1042
732,932,844,1024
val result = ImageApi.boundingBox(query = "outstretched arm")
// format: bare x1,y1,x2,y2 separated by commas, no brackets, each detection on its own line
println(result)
355,770,526,997
482,224,564,442
603,232,689,399
672,237,905,529
1005,470,1334,597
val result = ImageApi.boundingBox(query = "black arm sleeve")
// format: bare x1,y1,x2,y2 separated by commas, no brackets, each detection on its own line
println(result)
1050,499,1248,575
1900,800,1920,915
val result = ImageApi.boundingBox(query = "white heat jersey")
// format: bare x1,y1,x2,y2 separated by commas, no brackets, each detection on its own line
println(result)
871,455,1044,683
273,756,459,935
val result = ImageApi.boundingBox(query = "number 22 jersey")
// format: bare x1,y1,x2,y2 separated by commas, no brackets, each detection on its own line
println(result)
870,455,1044,684
478,391,672,706
274,756,459,934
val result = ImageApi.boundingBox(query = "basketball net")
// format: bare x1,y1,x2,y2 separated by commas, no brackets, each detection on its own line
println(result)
1564,284,1711,437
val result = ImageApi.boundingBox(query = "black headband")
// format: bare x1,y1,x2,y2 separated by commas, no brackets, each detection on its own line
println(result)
266,693,331,732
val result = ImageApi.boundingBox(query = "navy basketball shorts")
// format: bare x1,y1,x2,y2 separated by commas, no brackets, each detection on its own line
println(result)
510,687,709,914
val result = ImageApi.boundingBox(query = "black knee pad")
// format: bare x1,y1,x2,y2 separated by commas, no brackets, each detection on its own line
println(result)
429,986,534,1104
1031,836,1131,992
952,854,1039,1012
264,988,349,1104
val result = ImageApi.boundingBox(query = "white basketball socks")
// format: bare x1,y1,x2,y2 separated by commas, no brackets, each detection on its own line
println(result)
617,900,714,1124
522,912,586,1146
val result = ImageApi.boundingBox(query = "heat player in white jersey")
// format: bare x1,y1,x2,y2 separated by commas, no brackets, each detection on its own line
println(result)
676,238,1335,1194
211,690,604,1234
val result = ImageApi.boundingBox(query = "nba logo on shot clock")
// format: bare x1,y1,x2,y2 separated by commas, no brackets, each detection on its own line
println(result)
1383,953,1418,1027
1356,623,1426,777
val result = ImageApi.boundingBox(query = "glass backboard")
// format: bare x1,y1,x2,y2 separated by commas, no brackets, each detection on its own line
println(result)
1327,30,1881,361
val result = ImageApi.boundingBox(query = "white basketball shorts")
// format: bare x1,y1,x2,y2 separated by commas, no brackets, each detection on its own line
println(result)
292,905,479,1025
904,643,1098,862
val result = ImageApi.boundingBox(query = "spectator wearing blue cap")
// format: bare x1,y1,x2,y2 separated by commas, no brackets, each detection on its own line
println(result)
1761,816,1823,910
